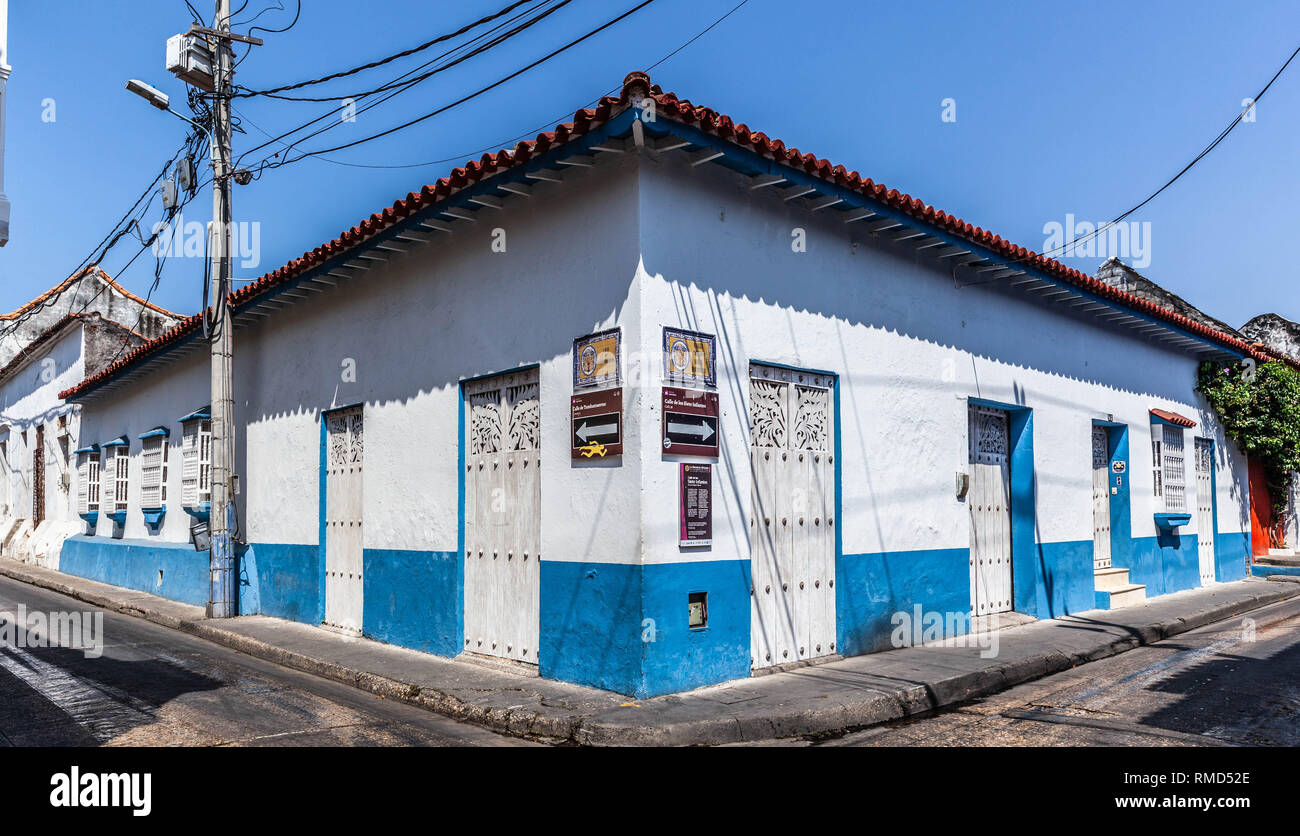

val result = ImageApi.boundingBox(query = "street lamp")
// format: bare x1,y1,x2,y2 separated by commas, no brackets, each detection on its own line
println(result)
124,79,207,133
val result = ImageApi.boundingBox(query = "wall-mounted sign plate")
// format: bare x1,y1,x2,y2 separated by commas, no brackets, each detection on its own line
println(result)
1112,460,1126,474
679,463,712,547
662,386,719,457
663,327,715,387
572,387,623,458
573,328,621,389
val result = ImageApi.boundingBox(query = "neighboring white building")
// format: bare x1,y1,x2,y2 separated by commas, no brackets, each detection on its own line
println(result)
0,266,179,367
0,0,11,246
0,268,181,566
49,72,1276,697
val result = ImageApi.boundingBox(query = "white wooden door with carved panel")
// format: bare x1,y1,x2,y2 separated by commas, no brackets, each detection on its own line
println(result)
969,405,1012,616
464,369,541,665
1194,437,1216,585
324,406,364,634
1092,425,1112,571
749,364,835,670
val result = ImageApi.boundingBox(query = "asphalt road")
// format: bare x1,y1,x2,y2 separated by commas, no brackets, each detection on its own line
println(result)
801,594,1300,747
0,575,535,747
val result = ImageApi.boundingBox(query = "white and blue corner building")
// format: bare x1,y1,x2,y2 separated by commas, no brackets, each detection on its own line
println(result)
48,73,1264,698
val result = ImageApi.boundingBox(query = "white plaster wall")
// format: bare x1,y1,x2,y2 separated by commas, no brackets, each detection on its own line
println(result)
634,154,1251,566
0,324,87,565
78,156,644,566
76,347,211,542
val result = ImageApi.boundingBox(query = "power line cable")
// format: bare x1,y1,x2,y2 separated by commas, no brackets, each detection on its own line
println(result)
234,0,749,171
258,0,658,172
232,0,566,166
231,0,537,98
959,41,1300,288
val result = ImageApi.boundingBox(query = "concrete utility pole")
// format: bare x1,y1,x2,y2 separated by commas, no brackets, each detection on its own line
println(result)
206,0,236,618
0,0,12,246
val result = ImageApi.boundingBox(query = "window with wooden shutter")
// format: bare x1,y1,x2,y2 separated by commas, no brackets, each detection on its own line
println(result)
76,450,101,515
102,444,129,513
181,418,211,508
141,434,168,508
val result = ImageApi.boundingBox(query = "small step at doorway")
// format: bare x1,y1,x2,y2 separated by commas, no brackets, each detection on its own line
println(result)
1257,550,1300,567
1094,567,1146,609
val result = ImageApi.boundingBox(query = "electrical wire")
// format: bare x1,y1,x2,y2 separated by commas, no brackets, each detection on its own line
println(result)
245,0,572,103
231,0,538,98
0,135,203,343
232,0,566,167
240,0,751,171
958,40,1300,288
251,0,658,174
235,2,573,178
246,0,300,39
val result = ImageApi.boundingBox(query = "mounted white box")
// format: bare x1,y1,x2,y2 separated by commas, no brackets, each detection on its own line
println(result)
165,33,230,92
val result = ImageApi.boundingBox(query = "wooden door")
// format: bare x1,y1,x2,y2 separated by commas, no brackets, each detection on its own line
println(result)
33,426,44,526
1092,425,1112,571
1194,437,1216,585
324,406,364,634
969,406,1012,616
464,369,541,664
749,364,835,669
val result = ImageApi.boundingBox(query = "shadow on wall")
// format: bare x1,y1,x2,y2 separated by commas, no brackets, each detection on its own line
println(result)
639,159,1211,404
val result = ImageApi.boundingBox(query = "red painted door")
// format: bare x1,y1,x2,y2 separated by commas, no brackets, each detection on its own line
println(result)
1248,458,1272,557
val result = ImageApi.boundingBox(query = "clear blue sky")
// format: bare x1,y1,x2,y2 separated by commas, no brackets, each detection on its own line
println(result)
2,0,1297,327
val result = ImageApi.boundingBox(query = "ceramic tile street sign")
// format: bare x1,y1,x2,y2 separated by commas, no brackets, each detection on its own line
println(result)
663,327,715,387
573,328,621,389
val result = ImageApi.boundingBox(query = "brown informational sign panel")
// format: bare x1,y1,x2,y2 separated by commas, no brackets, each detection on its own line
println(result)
679,463,712,547
661,386,719,457
571,387,623,458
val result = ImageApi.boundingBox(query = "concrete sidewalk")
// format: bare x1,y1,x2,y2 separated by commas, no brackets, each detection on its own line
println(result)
2,558,1296,746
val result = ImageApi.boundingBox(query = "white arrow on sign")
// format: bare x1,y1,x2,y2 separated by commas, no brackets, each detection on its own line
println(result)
668,420,714,441
577,421,618,442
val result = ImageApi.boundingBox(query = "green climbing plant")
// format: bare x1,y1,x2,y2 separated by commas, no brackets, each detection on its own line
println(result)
1196,359,1300,522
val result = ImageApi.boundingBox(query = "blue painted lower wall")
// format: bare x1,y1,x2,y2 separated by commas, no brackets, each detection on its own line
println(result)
1215,531,1250,582
837,547,969,657
54,528,1255,698
641,560,751,697
540,560,643,697
1251,562,1300,578
539,559,750,698
60,536,211,608
838,540,1100,656
1022,540,1096,619
362,548,461,658
240,543,322,623
1117,533,1199,597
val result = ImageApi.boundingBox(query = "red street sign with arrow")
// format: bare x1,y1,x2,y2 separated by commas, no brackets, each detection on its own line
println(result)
661,386,719,457
572,388,623,458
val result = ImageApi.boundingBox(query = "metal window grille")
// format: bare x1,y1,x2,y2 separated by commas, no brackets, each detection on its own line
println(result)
1161,425,1186,512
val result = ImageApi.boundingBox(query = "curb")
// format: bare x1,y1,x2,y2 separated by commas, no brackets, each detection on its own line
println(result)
571,583,1300,746
2,560,1297,745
